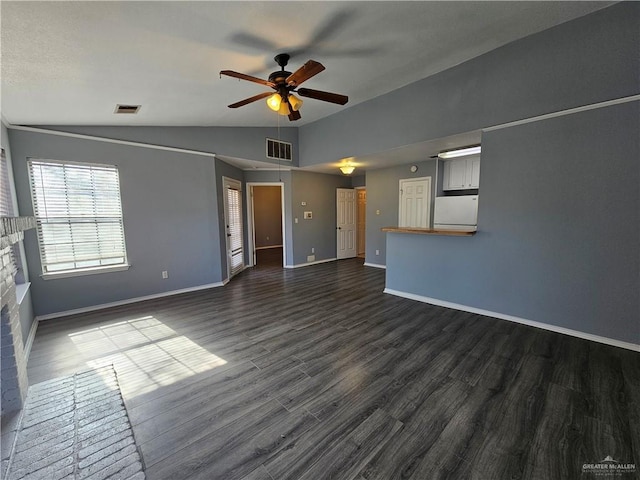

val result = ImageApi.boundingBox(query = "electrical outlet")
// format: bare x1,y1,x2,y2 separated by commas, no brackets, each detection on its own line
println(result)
375,250,380,256
307,254,315,262
304,211,313,219
376,209,380,215
295,218,298,223
162,270,168,279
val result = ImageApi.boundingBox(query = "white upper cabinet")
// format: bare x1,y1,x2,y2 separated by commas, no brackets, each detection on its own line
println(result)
442,156,480,190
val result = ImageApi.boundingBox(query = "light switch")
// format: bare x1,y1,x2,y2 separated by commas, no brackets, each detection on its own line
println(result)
295,218,298,223
301,201,307,206
304,211,313,219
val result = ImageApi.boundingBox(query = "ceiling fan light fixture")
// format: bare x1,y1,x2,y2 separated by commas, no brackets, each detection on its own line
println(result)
289,94,303,111
221,54,348,121
277,101,291,116
266,93,282,112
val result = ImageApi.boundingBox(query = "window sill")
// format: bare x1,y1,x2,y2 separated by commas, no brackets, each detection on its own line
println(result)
381,226,476,236
15,283,31,305
41,264,130,280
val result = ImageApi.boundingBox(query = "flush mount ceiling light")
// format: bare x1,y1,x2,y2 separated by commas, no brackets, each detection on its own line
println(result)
340,162,355,175
438,145,481,159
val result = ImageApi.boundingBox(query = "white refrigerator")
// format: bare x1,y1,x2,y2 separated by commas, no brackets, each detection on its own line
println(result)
433,196,479,231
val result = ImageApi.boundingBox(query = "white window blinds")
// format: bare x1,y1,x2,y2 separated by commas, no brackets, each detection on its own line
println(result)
28,159,128,274
226,186,244,276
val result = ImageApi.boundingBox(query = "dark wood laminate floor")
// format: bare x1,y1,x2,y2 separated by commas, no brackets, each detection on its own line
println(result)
27,259,640,480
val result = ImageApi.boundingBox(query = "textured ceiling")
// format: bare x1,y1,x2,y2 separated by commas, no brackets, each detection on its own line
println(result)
1,1,613,128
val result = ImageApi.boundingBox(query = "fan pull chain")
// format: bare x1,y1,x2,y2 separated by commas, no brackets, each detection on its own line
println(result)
277,112,282,182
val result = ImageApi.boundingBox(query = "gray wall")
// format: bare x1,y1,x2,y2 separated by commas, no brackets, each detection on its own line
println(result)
299,3,639,167
9,129,223,317
386,102,639,345
350,175,366,188
5,3,638,348
39,126,299,167
365,159,437,265
290,171,352,265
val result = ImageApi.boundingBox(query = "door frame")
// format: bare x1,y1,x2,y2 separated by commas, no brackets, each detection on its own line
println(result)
246,182,286,268
222,176,244,281
355,186,366,257
398,176,432,228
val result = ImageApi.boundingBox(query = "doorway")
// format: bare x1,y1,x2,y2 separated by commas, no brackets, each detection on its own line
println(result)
222,177,244,280
246,183,285,268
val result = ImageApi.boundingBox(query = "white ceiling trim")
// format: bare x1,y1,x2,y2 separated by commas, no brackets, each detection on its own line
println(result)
7,125,217,158
483,94,640,133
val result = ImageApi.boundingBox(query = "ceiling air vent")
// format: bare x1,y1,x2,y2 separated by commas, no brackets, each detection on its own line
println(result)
266,138,292,161
114,104,141,114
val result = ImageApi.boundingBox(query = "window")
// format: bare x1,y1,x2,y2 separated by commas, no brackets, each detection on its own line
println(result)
28,159,128,277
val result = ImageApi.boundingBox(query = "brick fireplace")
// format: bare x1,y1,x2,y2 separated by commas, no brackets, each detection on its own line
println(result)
1,216,35,415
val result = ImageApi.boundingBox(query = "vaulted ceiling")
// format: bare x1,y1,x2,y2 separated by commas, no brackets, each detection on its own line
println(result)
1,1,613,128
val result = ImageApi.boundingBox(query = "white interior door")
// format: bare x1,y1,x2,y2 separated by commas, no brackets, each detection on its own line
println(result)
336,188,357,259
223,177,244,279
399,177,431,228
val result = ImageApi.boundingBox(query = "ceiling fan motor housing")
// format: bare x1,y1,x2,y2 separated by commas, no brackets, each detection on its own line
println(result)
268,71,292,84
274,53,290,68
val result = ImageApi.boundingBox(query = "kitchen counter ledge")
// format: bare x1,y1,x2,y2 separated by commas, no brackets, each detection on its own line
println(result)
382,227,476,236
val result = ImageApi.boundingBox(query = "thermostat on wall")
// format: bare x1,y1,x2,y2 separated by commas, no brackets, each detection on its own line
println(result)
304,211,313,219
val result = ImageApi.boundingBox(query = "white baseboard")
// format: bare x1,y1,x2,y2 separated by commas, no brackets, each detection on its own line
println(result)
24,317,39,362
35,282,225,322
364,262,386,269
383,288,640,352
285,258,337,269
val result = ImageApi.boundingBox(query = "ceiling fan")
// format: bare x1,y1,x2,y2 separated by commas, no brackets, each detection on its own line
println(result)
220,53,348,121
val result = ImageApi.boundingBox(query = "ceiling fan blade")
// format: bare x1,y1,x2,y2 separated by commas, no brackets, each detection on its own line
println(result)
297,88,348,105
283,97,302,121
286,60,325,87
288,110,302,121
229,32,279,52
228,91,273,109
220,70,275,88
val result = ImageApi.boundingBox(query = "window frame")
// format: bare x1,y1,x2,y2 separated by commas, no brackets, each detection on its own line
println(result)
27,158,130,279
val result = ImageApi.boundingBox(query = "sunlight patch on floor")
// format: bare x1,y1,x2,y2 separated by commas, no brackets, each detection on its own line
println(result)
68,316,227,398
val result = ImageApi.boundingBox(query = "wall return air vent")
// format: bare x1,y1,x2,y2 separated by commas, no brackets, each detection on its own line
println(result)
114,104,141,114
266,138,292,161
